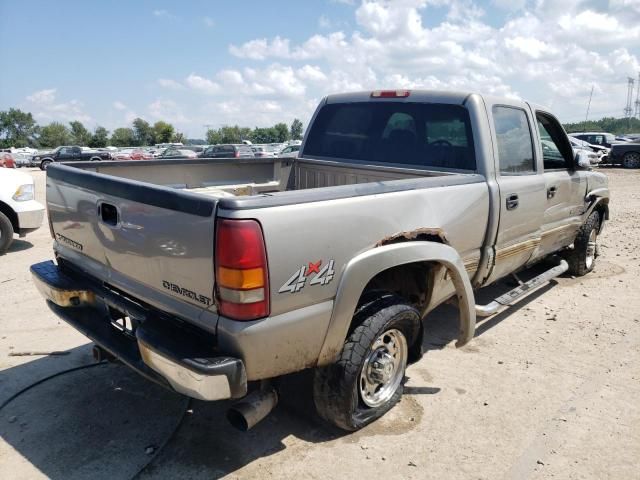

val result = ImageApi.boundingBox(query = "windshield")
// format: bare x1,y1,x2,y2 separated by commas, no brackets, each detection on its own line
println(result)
303,102,476,170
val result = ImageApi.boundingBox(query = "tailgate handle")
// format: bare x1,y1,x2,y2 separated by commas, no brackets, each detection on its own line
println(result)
99,203,119,226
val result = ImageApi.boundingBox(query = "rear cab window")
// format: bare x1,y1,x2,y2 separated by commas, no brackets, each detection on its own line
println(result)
303,102,476,171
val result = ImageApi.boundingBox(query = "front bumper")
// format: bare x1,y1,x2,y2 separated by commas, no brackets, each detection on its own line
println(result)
31,260,247,401
15,201,44,231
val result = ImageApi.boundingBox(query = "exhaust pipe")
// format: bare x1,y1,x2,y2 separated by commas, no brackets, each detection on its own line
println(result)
227,388,278,431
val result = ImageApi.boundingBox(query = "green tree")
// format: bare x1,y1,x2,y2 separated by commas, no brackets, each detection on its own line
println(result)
153,121,174,143
39,122,72,148
132,118,153,146
88,126,109,148
250,127,278,143
69,121,91,146
172,131,185,143
290,118,304,140
563,116,640,135
0,108,39,148
206,128,223,144
273,122,290,142
110,127,135,147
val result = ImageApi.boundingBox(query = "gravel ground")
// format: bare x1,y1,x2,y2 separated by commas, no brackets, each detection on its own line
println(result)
1,168,639,480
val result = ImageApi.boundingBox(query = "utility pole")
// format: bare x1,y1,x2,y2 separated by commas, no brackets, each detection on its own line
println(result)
635,72,640,119
624,77,634,119
585,85,594,124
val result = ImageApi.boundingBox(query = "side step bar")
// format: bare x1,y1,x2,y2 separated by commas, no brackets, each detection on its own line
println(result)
475,260,568,317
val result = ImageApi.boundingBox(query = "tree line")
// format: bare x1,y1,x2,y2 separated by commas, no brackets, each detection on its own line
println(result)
0,107,305,149
563,116,640,135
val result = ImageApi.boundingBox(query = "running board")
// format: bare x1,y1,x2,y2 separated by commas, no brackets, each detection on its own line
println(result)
475,260,569,317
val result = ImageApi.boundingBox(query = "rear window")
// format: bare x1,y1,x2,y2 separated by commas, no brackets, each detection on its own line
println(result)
303,102,476,170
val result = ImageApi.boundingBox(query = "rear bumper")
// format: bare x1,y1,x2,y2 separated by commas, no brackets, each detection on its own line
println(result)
31,260,247,401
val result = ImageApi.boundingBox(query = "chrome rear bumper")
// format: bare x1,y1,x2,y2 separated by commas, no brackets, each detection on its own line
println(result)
31,260,247,401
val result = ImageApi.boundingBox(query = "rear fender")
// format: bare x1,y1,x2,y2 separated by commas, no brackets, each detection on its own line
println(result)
317,242,476,366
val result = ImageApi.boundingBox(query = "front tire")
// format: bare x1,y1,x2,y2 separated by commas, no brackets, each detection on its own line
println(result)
40,159,52,170
566,211,600,276
313,294,419,431
0,211,15,254
622,151,640,169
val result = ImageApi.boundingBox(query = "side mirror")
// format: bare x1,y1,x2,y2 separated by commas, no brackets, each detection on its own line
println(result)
575,150,592,169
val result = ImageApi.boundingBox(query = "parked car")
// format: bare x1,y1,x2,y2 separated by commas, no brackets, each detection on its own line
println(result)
183,146,207,154
0,152,16,168
114,149,153,161
157,148,198,159
610,141,640,168
569,137,604,164
279,144,300,158
33,146,112,170
251,145,279,157
199,144,255,158
0,168,44,253
32,89,609,432
12,152,34,167
571,132,618,149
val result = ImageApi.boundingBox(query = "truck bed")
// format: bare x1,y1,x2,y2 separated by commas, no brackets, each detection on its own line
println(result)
61,157,457,199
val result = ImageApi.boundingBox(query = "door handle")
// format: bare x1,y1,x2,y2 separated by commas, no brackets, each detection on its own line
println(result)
506,194,519,210
547,186,557,199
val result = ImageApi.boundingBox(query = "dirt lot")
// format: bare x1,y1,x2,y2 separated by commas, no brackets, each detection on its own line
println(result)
1,168,639,480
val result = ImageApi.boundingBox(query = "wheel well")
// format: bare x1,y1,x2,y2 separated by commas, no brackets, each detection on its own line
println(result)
0,201,19,231
593,202,609,231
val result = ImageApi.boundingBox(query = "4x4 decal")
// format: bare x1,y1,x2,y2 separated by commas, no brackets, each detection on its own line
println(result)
279,260,335,294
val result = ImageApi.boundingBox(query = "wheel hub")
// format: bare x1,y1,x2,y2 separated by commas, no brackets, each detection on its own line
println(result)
359,328,408,408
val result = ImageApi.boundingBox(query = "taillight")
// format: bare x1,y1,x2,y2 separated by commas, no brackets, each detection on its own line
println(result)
371,90,410,98
234,150,240,158
215,219,269,321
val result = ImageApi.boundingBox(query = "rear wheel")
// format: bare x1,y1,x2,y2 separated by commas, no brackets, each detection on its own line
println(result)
0,211,15,255
40,159,52,170
90,157,101,162
622,152,640,169
566,211,600,276
313,293,419,431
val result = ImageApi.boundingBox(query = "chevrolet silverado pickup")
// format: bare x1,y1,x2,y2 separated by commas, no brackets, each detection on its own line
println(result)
32,90,609,431
34,146,112,170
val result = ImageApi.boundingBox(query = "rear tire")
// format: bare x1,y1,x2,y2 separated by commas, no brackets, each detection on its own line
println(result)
0,211,15,255
566,211,600,276
313,293,420,431
40,159,52,170
622,152,640,169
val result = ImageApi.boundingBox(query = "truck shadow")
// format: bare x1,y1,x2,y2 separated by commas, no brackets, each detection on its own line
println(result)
0,346,345,480
0,263,563,479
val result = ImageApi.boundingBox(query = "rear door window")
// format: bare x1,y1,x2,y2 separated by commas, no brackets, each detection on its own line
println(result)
492,106,535,174
304,102,476,170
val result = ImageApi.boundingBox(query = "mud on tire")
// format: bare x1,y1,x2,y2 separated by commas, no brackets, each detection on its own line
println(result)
313,293,420,431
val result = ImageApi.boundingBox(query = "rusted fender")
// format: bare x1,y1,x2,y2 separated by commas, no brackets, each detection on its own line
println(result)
316,241,476,366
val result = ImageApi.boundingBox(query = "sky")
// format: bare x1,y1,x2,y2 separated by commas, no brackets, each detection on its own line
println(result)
0,0,639,138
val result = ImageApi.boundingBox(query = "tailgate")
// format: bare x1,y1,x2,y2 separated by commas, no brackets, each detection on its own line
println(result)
46,165,218,318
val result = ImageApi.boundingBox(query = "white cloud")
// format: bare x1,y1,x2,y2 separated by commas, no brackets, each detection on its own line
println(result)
26,88,56,105
185,74,220,95
25,89,93,124
113,101,127,110
158,78,184,89
319,15,332,29
203,16,215,27
153,9,172,18
148,99,187,124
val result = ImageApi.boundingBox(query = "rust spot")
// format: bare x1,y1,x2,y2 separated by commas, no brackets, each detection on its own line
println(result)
375,227,448,247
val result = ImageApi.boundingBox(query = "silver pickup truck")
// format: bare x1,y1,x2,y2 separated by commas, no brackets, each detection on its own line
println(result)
32,90,609,431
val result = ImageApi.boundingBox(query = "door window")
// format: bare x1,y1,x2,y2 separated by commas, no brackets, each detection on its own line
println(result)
493,106,535,174
536,112,573,171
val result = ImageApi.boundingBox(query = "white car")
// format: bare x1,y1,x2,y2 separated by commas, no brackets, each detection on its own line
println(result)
0,169,45,254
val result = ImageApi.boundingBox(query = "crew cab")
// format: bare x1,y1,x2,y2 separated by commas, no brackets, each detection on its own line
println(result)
31,90,609,431
0,168,44,253
34,146,112,170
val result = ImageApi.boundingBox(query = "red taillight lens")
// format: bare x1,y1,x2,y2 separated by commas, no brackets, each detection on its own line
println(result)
371,90,410,98
215,219,269,321
234,150,240,158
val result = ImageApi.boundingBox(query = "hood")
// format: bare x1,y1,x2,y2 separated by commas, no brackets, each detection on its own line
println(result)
0,167,34,187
